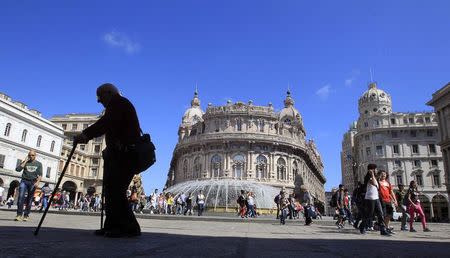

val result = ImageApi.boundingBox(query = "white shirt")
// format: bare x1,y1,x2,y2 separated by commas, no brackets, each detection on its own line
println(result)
247,196,255,206
365,181,379,200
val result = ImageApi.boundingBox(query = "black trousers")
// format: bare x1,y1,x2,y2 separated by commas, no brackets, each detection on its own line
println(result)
360,199,386,233
102,148,140,233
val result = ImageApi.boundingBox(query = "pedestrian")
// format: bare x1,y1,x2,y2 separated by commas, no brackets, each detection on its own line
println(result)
237,190,247,218
336,184,345,229
395,184,409,231
167,193,174,215
0,182,5,206
406,180,431,232
343,189,354,226
358,164,391,236
378,170,397,234
247,192,256,218
39,183,52,212
184,193,193,215
279,192,289,225
352,182,365,229
196,190,206,216
274,191,283,219
74,83,142,238
14,150,42,221
302,187,314,226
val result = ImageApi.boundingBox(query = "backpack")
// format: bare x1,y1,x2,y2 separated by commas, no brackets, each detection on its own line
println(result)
274,195,280,204
329,192,338,208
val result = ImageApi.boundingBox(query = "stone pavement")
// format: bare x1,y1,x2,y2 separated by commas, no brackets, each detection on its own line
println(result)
0,210,449,258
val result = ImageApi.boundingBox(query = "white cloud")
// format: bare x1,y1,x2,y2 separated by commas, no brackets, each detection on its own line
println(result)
344,69,360,87
103,30,140,54
316,84,332,100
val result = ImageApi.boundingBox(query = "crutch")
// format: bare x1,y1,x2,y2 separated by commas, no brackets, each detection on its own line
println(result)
34,143,77,236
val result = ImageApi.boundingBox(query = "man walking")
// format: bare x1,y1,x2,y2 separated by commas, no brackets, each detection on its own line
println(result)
74,83,142,238
15,150,42,221
395,184,409,231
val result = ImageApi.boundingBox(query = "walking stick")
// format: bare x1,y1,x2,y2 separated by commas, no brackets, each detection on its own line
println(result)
34,143,77,236
100,179,104,230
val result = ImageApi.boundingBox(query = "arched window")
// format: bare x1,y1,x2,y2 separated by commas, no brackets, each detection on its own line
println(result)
193,157,201,179
284,118,291,125
21,129,27,142
277,158,286,180
183,159,189,179
232,154,245,178
211,155,222,178
256,155,267,179
292,161,298,181
50,140,55,152
36,135,42,147
236,118,242,131
4,123,11,136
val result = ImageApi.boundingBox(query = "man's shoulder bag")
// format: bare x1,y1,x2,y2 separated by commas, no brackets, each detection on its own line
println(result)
128,131,156,173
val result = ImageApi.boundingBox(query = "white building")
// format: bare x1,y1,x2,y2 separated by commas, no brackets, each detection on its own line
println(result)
341,82,448,221
427,82,450,217
340,122,358,193
0,92,64,200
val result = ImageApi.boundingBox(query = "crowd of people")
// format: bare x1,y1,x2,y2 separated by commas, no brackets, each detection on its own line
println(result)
142,189,206,216
330,163,431,236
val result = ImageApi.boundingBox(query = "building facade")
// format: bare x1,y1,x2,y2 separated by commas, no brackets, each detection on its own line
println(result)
342,82,448,221
0,92,64,200
427,82,450,216
340,122,358,193
50,114,105,202
165,91,326,211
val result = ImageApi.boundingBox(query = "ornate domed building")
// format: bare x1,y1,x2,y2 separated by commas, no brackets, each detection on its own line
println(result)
165,90,326,212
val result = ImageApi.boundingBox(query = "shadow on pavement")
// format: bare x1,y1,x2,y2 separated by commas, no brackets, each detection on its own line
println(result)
0,226,448,258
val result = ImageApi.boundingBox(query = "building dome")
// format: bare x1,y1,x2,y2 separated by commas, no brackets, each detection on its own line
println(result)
279,90,305,133
182,90,204,125
358,82,392,117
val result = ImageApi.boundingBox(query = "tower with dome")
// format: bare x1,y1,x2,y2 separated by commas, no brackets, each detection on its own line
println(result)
165,90,326,212
341,82,448,220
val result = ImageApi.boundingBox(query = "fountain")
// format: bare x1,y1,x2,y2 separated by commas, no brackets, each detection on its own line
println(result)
164,179,281,212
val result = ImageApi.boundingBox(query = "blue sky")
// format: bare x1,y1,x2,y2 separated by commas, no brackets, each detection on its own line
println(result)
1,1,449,192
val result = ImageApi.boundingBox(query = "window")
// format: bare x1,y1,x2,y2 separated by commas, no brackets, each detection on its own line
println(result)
70,164,74,174
36,135,42,147
277,158,287,180
431,160,438,167
412,144,419,154
403,118,408,124
72,124,78,131
414,160,421,168
91,168,98,177
364,135,370,141
376,146,383,156
211,155,222,178
21,129,28,142
374,120,380,126
79,145,85,151
416,174,423,186
364,122,369,128
94,145,101,153
417,117,424,123
396,175,403,186
81,167,85,177
259,119,265,132
62,124,67,130
391,131,398,138
50,141,55,152
59,160,64,172
236,118,242,131
410,130,417,137
409,118,414,124
425,117,431,123
83,123,89,129
193,157,202,178
232,154,245,178
4,123,11,136
390,118,396,125
46,167,51,178
366,147,371,156
92,158,99,165
433,174,440,187
394,160,402,168
429,144,436,154
393,145,400,154
214,120,220,132
16,159,22,169
0,154,5,168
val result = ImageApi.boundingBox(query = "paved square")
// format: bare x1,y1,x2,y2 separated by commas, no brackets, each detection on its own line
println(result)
1,210,449,257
